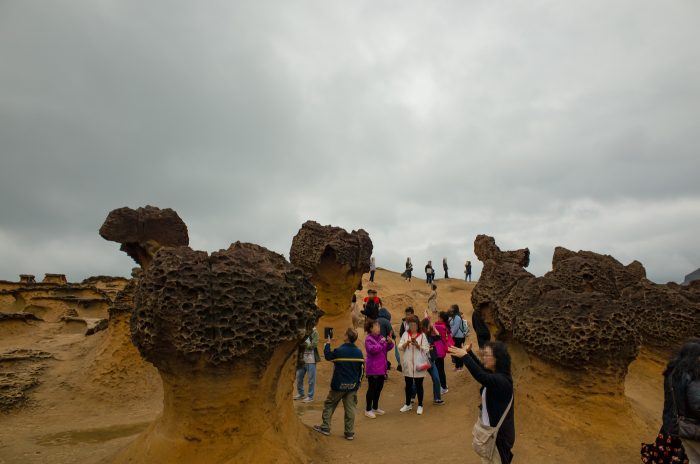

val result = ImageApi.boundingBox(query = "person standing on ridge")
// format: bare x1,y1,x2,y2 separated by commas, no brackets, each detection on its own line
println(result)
465,260,472,282
443,258,449,279
403,257,413,282
369,257,376,283
425,260,434,284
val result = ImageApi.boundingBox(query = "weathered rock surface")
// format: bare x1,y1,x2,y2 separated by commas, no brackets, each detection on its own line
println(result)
111,239,319,463
60,316,109,336
99,206,189,268
0,312,42,322
290,221,372,329
472,235,700,392
0,349,53,411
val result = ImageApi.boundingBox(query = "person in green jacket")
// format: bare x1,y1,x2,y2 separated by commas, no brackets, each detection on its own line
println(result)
294,327,320,402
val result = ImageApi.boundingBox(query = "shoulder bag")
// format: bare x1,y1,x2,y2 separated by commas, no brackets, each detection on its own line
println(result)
671,376,700,440
472,394,513,462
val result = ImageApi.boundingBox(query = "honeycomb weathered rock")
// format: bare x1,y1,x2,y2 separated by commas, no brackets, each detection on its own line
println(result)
99,206,189,268
290,221,372,327
132,241,318,370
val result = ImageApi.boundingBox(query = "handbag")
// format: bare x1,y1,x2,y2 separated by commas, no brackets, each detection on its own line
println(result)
472,394,513,462
671,378,700,440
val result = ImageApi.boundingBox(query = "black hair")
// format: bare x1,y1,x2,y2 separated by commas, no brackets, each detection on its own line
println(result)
405,306,415,314
438,311,450,327
664,338,700,381
485,341,512,376
420,318,432,334
364,318,378,333
450,304,460,315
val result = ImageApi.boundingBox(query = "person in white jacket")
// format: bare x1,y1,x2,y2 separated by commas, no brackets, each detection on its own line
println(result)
398,315,431,415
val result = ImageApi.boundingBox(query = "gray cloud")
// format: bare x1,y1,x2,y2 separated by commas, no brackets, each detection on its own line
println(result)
1,1,699,284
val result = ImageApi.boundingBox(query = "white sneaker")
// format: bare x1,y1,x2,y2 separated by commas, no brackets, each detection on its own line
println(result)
302,397,314,403
364,410,376,419
417,406,424,415
293,394,304,400
373,409,385,416
441,388,449,395
399,404,412,413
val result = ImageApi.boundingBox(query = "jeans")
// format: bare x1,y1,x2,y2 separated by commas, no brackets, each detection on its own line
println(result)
428,362,442,401
366,375,385,411
405,377,424,406
394,344,401,365
452,337,465,368
296,363,316,398
435,357,447,389
444,270,448,279
321,390,357,434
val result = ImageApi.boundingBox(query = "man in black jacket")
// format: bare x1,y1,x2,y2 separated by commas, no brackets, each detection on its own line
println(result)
313,328,364,441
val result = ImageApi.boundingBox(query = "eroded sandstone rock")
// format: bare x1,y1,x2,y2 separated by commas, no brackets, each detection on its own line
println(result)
0,349,53,411
111,241,319,463
290,220,372,329
99,206,189,268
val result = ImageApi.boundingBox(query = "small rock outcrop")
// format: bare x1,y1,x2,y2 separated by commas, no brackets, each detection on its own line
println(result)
683,268,700,286
99,206,189,268
290,220,372,329
0,349,53,411
42,274,67,285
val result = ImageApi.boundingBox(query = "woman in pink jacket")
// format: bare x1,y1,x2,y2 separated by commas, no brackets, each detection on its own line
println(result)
433,311,454,394
364,319,394,418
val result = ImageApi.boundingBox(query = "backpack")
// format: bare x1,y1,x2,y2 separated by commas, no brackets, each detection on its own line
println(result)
460,317,470,337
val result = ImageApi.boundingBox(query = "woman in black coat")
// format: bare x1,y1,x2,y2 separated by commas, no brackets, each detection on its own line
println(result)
449,341,515,463
665,339,700,461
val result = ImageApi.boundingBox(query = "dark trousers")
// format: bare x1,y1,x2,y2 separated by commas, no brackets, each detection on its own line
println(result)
365,375,385,411
370,270,375,282
444,270,448,279
451,337,465,368
404,377,424,406
435,357,447,389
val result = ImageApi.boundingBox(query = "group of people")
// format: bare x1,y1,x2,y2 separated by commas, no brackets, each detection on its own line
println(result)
295,287,515,463
400,257,472,283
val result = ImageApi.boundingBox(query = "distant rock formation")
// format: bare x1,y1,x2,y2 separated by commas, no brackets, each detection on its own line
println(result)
471,235,700,393
683,268,700,286
99,205,189,269
290,220,372,329
111,241,319,463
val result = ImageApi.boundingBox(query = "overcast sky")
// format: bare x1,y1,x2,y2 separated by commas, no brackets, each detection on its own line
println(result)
1,1,699,284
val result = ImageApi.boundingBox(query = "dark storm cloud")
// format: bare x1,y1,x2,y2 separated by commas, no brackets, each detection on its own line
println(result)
1,1,699,283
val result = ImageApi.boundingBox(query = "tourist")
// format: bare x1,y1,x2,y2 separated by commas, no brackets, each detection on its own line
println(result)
293,327,320,403
449,304,469,371
472,308,491,349
377,306,394,371
403,257,413,282
434,311,454,393
420,318,444,405
465,260,472,282
369,257,376,282
658,339,700,462
349,294,362,330
443,258,449,279
398,315,430,415
364,319,394,418
428,284,438,315
425,260,434,284
361,289,381,321
397,306,415,373
448,341,515,463
314,328,365,440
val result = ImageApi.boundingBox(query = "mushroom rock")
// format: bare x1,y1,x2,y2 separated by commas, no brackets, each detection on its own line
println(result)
109,241,319,464
472,235,642,394
99,206,189,269
289,220,372,331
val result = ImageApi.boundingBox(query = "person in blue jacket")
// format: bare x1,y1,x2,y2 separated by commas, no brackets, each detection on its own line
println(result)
313,328,365,441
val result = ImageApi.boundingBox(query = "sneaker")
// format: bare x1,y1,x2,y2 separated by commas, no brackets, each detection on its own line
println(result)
433,399,445,405
399,404,412,413
364,410,376,419
344,433,354,441
313,425,330,436
417,406,424,415
293,394,304,400
441,388,449,395
372,408,385,416
302,397,314,403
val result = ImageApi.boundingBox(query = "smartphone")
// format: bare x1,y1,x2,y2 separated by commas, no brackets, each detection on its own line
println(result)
324,327,333,339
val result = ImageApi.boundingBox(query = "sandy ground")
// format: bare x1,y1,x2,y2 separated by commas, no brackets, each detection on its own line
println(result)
0,269,665,463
